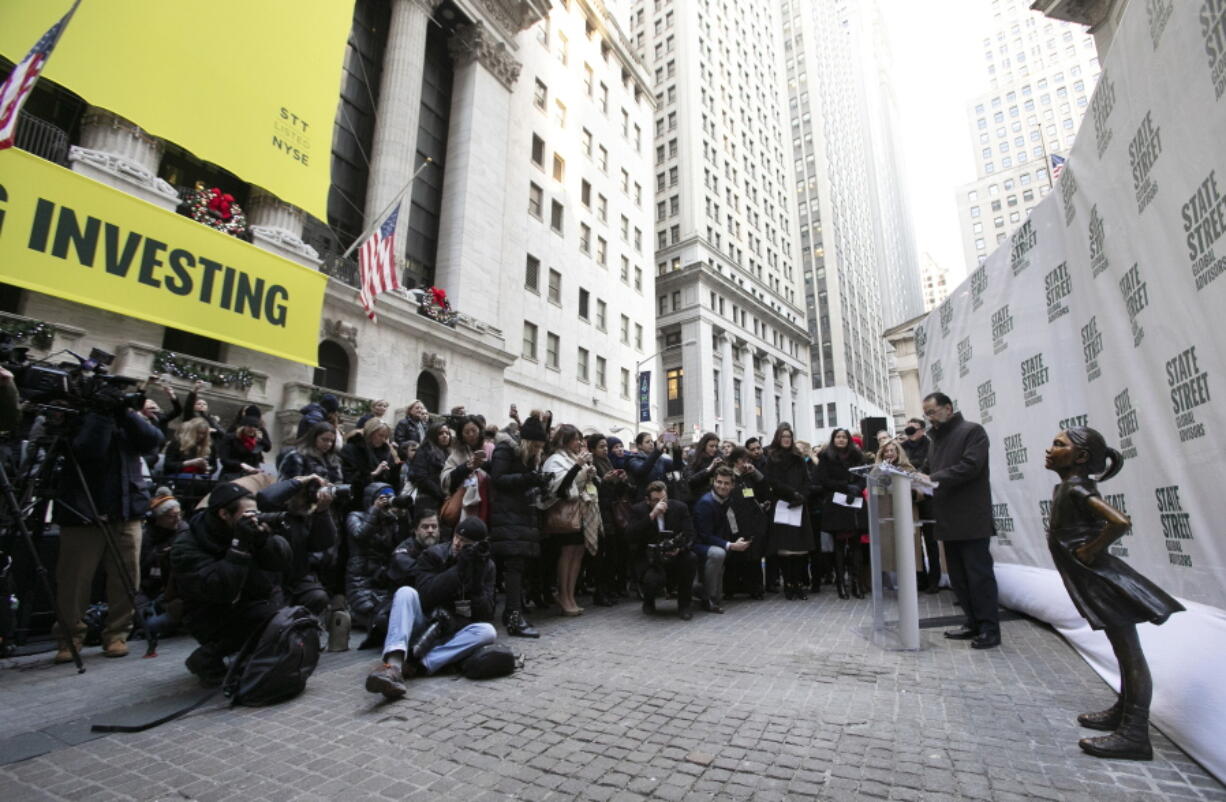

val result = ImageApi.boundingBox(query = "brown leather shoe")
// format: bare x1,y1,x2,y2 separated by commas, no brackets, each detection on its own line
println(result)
53,640,83,664
365,662,407,699
103,641,129,658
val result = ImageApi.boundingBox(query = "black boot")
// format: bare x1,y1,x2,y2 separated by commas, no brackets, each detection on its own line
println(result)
1079,705,1153,761
851,576,865,599
835,576,849,600
409,608,452,663
505,610,540,639
1077,699,1123,731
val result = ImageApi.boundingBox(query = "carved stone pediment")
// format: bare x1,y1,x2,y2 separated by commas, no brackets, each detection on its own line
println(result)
448,22,523,89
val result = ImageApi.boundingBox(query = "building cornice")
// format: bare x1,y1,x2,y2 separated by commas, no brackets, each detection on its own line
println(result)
449,21,523,89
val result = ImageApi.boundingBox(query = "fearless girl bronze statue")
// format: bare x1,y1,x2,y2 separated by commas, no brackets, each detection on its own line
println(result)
1044,427,1184,760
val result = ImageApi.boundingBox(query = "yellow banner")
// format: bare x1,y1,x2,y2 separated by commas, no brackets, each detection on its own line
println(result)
0,0,353,220
0,149,325,365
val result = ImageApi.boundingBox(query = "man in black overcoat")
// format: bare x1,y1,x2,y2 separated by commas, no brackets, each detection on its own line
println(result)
919,392,1001,649
625,481,697,620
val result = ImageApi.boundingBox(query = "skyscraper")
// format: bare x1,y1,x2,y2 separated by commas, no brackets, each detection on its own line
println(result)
955,0,1101,271
628,0,812,444
779,0,923,435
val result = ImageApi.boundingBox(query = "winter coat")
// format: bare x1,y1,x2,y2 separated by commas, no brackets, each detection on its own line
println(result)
625,498,695,555
344,482,412,627
927,412,993,542
278,448,343,484
394,416,428,447
488,434,546,559
762,449,815,554
162,439,218,477
296,402,330,438
729,468,776,556
683,454,722,507
409,441,448,511
218,431,265,480
140,518,189,599
815,450,867,533
341,433,402,511
691,490,734,556
408,541,497,626
257,478,337,584
55,409,163,526
170,508,292,641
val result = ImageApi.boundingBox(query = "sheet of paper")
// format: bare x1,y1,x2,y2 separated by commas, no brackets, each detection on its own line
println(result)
773,502,803,526
832,492,864,509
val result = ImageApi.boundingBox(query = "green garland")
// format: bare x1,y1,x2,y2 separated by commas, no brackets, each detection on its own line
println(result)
154,350,255,391
310,387,370,416
182,185,249,237
0,318,55,350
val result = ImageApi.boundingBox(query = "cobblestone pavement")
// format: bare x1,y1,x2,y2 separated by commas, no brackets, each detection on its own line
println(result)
2,590,1223,802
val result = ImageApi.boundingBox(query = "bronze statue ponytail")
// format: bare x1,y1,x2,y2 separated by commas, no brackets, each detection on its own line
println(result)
1065,426,1125,482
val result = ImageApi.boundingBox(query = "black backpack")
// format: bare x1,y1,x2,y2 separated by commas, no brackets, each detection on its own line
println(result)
459,643,519,679
223,605,322,706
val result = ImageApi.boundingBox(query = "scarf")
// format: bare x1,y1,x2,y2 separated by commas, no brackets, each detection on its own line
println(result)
542,450,602,556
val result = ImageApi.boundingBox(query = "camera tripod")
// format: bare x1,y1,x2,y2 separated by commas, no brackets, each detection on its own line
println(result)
0,408,153,672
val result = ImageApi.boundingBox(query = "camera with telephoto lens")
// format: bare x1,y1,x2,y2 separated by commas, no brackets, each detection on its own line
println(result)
390,494,414,511
645,535,681,565
462,541,491,559
310,483,351,507
252,512,289,528
0,339,145,419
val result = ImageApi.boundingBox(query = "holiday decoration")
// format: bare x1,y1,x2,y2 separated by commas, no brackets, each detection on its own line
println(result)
154,350,255,391
0,317,55,350
418,285,458,327
182,184,249,237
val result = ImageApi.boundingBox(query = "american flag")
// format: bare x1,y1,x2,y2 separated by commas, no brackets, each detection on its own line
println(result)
358,203,402,321
0,1,81,150
1050,153,1067,181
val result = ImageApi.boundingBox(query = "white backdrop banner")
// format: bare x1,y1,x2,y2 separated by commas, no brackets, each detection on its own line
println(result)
918,0,1226,779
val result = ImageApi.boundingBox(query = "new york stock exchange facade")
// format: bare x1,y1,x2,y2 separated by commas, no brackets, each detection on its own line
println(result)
1,0,656,448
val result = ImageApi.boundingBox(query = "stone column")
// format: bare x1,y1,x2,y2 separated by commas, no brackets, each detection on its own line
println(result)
781,364,794,430
762,354,778,437
718,333,736,436
364,0,434,246
247,188,321,268
740,343,756,437
433,22,522,326
69,108,179,210
681,318,715,436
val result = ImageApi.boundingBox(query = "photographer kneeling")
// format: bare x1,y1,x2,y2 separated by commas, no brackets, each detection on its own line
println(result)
256,474,345,616
364,517,498,699
345,483,413,630
626,481,698,620
171,483,292,685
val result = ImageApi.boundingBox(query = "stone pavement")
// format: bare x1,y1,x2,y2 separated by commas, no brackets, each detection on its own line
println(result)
2,590,1223,802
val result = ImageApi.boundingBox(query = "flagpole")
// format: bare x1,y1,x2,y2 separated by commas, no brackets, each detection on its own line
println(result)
340,156,433,260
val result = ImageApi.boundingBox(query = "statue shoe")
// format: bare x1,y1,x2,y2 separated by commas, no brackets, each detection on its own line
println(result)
1078,731,1153,761
1077,702,1123,731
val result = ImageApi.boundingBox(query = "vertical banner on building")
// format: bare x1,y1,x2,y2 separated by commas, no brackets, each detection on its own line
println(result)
917,0,1225,780
638,371,651,422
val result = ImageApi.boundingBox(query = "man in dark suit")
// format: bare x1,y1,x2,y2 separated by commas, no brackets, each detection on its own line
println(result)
918,392,1000,650
625,481,698,620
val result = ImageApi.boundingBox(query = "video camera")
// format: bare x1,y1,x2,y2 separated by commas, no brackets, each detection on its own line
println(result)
645,532,682,565
0,337,144,418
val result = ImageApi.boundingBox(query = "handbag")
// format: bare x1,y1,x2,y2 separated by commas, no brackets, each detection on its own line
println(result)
611,499,633,532
439,485,465,527
543,497,584,535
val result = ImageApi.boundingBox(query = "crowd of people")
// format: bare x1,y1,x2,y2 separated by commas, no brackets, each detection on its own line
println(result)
6,371,988,699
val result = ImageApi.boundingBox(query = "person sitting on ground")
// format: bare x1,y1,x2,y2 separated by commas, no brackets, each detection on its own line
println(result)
171,482,292,685
342,418,403,512
345,483,413,630
625,481,698,621
355,399,391,431
256,474,339,615
279,421,343,484
364,517,498,699
691,466,751,613
394,399,430,451
138,489,189,639
409,421,451,516
297,393,340,439
218,414,268,480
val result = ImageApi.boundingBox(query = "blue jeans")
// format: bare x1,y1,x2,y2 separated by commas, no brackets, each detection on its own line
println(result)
381,587,496,674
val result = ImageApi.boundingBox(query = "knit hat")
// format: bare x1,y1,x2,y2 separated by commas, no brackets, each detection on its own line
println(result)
455,517,488,542
207,482,253,510
519,414,547,443
320,394,339,413
606,436,623,449
150,487,180,517
239,415,262,429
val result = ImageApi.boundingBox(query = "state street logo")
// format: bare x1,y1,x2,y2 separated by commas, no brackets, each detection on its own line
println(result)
1129,111,1162,214
1155,484,1195,567
957,337,972,378
991,304,1014,354
939,301,953,337
1060,163,1078,226
1166,345,1211,442
1058,413,1089,431
1045,261,1072,322
992,503,1014,546
970,264,987,310
1103,492,1133,557
1003,433,1027,481
930,359,944,389
915,323,927,360
1010,219,1036,275
1148,0,1173,49
1088,205,1109,278
1091,70,1115,158
1183,169,1226,290
1118,263,1149,347
1202,0,1226,99
1020,352,1049,407
1081,316,1103,382
1039,499,1052,532
977,379,996,424
1114,388,1140,459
